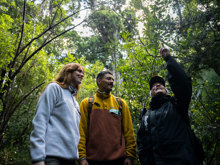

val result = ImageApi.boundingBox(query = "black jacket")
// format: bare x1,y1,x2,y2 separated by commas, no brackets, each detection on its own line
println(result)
137,55,200,165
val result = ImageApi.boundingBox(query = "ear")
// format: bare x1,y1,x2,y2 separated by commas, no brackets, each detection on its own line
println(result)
97,78,101,86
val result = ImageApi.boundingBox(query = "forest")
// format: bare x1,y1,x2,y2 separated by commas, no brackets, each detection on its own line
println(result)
0,0,219,164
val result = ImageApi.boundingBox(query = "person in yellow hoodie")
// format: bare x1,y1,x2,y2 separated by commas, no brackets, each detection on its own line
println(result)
78,71,136,165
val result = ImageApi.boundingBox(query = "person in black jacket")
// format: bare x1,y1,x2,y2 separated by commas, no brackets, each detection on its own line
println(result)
137,44,200,165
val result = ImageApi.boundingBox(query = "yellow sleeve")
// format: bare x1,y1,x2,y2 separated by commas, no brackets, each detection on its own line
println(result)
78,98,89,160
121,99,137,159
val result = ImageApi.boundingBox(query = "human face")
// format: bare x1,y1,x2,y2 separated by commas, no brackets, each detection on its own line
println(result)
151,82,167,97
71,68,84,87
97,73,114,93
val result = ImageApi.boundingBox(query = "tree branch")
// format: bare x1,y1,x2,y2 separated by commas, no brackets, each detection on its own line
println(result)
11,19,87,80
9,82,45,120
13,0,26,67
18,7,90,56
50,0,64,26
174,0,183,27
21,19,36,66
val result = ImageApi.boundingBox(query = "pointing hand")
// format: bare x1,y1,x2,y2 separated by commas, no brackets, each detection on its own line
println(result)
160,43,170,59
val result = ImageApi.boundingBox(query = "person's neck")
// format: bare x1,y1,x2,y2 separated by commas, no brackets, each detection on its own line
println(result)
96,89,111,99
98,89,110,94
68,85,78,95
70,83,77,88
150,94,170,109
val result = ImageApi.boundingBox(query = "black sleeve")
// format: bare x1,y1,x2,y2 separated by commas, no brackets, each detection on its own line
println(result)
137,121,145,164
137,109,145,163
165,55,192,117
137,110,154,164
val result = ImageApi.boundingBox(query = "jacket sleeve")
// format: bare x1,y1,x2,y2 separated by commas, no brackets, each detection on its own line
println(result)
78,98,89,160
121,99,137,159
165,55,192,117
30,83,59,163
137,110,145,162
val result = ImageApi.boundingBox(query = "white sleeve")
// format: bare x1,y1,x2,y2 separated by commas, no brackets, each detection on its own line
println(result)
30,83,60,162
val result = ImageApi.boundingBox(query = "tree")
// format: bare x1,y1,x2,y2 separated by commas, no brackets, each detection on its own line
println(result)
131,0,220,76
121,0,220,163
0,0,88,146
0,52,59,164
73,35,111,65
190,70,220,165
1,0,219,164
118,31,166,130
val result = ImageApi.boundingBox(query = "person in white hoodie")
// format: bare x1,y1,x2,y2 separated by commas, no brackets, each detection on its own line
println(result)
30,63,84,165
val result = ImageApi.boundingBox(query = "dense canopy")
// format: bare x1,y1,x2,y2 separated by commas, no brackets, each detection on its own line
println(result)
0,0,219,164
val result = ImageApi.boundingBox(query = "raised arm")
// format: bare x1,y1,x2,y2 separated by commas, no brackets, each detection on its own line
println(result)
160,44,192,116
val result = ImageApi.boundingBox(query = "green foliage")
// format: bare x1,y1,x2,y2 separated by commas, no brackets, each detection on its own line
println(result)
129,0,220,163
0,0,219,164
120,8,138,38
133,0,220,76
73,35,111,65
190,69,220,164
117,31,167,133
0,14,15,70
0,50,58,164
89,9,123,42
79,60,105,102
0,0,89,164
83,8,124,69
